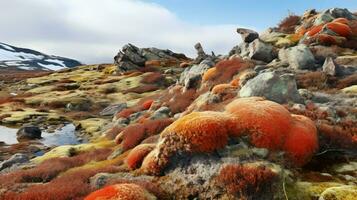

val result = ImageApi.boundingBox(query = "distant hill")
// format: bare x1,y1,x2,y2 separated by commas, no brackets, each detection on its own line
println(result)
0,42,82,71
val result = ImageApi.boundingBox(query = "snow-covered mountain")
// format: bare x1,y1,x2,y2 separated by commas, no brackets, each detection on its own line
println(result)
0,42,82,71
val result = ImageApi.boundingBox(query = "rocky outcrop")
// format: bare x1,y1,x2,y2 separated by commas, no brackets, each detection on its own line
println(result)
237,28,259,43
114,43,188,72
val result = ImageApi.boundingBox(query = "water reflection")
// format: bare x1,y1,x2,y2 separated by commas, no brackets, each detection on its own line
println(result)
0,123,81,146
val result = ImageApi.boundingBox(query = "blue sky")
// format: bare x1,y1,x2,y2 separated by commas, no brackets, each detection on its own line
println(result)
1,0,356,63
148,0,357,31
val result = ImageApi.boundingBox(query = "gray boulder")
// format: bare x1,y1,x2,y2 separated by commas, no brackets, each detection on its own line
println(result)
239,71,303,103
0,153,29,171
100,103,127,116
322,57,342,76
328,8,357,20
150,106,171,120
279,44,316,70
248,39,275,63
179,58,215,89
237,28,259,43
16,125,42,141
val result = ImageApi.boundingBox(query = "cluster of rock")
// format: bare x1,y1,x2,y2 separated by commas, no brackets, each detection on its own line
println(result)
114,44,188,72
91,7,356,199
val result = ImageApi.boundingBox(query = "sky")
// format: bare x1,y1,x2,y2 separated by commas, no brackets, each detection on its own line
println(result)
0,0,356,64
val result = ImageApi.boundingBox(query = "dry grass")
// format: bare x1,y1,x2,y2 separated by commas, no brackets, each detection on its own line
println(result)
278,14,301,33
0,148,112,187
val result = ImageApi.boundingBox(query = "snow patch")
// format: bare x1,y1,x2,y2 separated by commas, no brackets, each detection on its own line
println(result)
38,63,66,71
45,59,66,67
0,49,44,61
0,43,15,51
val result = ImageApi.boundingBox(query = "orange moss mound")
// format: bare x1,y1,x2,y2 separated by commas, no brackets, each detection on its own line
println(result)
116,119,173,151
140,97,319,174
283,115,318,166
211,84,237,95
84,183,156,200
202,58,249,87
161,111,231,152
316,34,338,45
126,144,156,170
332,18,349,25
225,97,293,149
307,24,324,36
326,22,352,37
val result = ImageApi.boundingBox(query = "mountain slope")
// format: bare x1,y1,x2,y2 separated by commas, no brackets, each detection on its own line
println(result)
0,42,82,71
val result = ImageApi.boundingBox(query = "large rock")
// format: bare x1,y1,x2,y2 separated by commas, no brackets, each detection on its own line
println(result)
114,43,188,72
322,57,342,76
0,153,29,171
100,103,127,116
237,28,259,43
179,59,215,89
16,125,42,140
279,44,316,70
239,71,303,103
248,39,275,63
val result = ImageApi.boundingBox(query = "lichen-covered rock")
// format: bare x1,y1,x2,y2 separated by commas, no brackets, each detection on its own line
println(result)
179,59,215,88
279,44,316,70
239,71,303,103
248,39,276,63
84,183,157,200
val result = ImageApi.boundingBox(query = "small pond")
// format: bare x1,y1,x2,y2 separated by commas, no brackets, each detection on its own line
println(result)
0,123,82,146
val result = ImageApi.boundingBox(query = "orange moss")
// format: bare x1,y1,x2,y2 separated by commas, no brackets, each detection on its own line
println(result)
202,58,249,87
306,24,324,36
105,125,124,140
161,111,231,152
85,183,156,200
0,148,112,187
116,108,136,119
230,78,240,87
225,97,293,150
211,84,237,95
116,119,173,151
126,144,156,170
211,84,238,101
2,166,120,200
116,124,146,150
159,85,198,114
326,22,352,37
216,164,277,197
316,34,338,45
332,18,349,25
283,115,318,166
141,72,164,84
141,99,154,110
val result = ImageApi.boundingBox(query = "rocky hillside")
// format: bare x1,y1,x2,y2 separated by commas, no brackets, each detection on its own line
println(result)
0,8,356,200
0,42,82,71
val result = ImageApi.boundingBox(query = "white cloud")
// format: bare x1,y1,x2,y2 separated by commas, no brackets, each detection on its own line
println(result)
0,0,244,64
